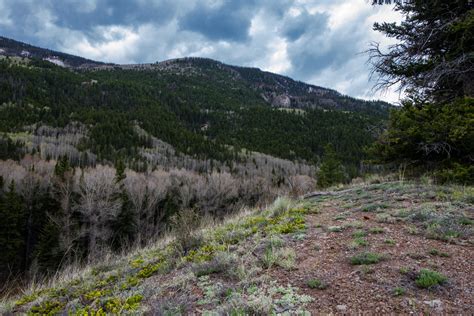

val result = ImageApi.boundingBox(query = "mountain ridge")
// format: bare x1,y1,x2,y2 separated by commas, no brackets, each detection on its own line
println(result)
0,36,392,113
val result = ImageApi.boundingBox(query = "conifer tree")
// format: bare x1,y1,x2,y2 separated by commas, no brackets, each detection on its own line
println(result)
36,219,62,274
111,160,136,249
0,181,25,276
368,0,474,182
317,144,345,188
54,156,71,180
369,0,473,102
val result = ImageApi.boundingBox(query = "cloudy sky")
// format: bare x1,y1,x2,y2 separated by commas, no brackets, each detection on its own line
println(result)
0,0,402,103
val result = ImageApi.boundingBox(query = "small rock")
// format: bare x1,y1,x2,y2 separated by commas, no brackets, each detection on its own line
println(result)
336,304,347,311
424,299,442,310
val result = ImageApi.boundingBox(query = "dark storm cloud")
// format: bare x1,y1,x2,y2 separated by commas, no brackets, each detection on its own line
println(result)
179,1,257,42
2,0,176,42
51,0,176,31
281,10,329,41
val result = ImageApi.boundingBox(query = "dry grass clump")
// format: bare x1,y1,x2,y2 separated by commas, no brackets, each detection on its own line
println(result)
269,197,293,218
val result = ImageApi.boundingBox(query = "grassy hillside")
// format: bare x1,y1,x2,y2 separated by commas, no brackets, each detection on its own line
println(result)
3,180,472,314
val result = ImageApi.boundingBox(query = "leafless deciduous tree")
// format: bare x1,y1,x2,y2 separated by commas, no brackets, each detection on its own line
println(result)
196,172,238,216
125,170,169,243
0,154,317,263
50,167,77,260
75,166,120,261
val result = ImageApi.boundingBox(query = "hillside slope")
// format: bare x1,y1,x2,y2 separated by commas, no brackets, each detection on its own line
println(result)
0,36,394,288
0,35,390,176
4,181,473,314
0,36,390,113
0,36,109,68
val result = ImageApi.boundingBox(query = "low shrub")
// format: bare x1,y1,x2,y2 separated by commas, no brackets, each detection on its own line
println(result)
192,252,237,277
415,269,447,288
350,252,384,265
170,209,203,254
306,278,327,290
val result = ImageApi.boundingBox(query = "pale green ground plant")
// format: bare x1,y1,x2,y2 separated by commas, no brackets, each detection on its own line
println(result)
328,226,343,232
346,220,364,229
350,238,368,249
376,213,397,223
269,196,294,218
393,287,406,296
216,281,313,314
275,247,297,270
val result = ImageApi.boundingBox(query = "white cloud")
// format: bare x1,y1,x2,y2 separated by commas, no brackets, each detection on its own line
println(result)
279,0,403,102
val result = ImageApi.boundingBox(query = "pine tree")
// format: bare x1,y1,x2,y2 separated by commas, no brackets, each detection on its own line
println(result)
368,0,474,182
36,218,62,274
317,144,345,188
369,0,474,102
54,156,71,180
34,187,62,274
111,160,136,250
0,181,25,277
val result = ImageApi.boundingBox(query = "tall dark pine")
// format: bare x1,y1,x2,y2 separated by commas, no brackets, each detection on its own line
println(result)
368,0,474,183
111,160,136,249
0,181,25,279
36,218,62,274
317,144,345,188
369,0,474,102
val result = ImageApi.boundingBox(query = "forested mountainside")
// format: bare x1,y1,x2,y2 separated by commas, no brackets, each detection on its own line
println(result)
0,36,390,286
0,36,390,174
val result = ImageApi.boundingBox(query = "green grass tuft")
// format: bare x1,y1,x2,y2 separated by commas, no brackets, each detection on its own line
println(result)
429,249,450,257
384,239,396,245
306,278,327,290
369,227,385,234
415,269,447,288
352,230,366,238
393,287,405,296
350,252,384,265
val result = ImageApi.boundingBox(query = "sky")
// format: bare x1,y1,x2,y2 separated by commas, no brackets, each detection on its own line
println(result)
0,0,403,103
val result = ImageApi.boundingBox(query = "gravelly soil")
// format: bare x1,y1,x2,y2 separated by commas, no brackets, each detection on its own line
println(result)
269,185,474,314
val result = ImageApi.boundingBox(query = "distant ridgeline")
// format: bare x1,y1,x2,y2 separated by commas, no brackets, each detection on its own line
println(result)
0,36,390,177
